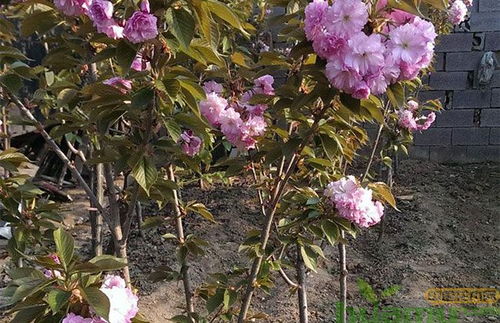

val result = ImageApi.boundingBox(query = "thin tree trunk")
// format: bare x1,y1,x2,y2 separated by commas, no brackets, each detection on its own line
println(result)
238,106,327,322
103,164,131,287
296,244,309,323
168,164,195,322
136,201,144,239
90,162,104,256
338,230,347,323
2,105,10,177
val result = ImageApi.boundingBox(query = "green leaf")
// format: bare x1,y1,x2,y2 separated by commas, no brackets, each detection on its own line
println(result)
81,287,110,321
131,156,158,195
206,0,248,36
223,289,237,310
356,278,378,305
166,8,195,49
321,220,340,246
165,120,182,142
21,10,59,36
300,245,318,272
186,202,215,222
381,285,401,299
47,289,71,313
206,288,224,313
141,216,164,229
12,304,47,322
53,228,74,269
0,46,28,60
0,74,23,93
88,255,128,271
386,83,405,108
368,182,397,209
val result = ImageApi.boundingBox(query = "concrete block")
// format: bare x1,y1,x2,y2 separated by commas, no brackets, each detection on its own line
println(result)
429,146,468,163
429,72,470,90
414,128,452,145
489,128,500,144
479,0,500,12
470,12,500,32
445,52,483,71
452,128,490,145
433,110,475,127
435,33,473,52
484,32,500,51
466,145,500,162
481,108,500,127
453,90,491,108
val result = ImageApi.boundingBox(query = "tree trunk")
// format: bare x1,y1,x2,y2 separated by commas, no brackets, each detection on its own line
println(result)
296,245,309,323
338,231,347,323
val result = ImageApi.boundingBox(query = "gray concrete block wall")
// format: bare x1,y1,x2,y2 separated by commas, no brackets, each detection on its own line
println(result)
414,0,500,163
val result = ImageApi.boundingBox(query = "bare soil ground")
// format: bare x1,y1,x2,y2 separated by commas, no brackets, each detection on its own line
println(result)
1,160,499,322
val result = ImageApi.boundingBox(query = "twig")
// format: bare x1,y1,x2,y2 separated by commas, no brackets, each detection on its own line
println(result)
7,92,106,216
270,255,298,288
168,164,195,322
361,123,383,183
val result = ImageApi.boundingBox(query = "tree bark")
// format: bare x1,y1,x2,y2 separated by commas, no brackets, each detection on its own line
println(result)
103,163,131,287
338,230,347,323
296,245,309,323
168,164,195,322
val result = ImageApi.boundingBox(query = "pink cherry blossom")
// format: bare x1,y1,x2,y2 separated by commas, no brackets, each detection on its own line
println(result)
100,275,138,323
388,24,428,65
325,0,368,38
324,176,384,228
203,81,223,94
352,81,371,99
398,100,437,131
123,2,158,43
54,0,91,16
88,0,112,25
200,92,228,127
62,313,106,323
407,100,419,111
103,77,132,94
345,33,385,74
304,0,328,41
312,32,347,60
253,75,275,95
325,59,361,94
398,109,419,131
179,130,202,157
448,0,467,25
418,112,436,130
364,70,388,95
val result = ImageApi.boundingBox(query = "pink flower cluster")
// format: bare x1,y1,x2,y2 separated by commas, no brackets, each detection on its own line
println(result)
54,0,91,16
54,0,158,43
61,275,138,323
103,77,132,94
200,76,273,150
398,100,436,131
448,0,473,25
304,0,436,99
62,313,105,323
179,130,202,157
87,0,123,39
324,176,384,228
99,275,138,323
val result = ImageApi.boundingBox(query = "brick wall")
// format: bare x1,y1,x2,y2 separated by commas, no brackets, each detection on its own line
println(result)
412,0,500,163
